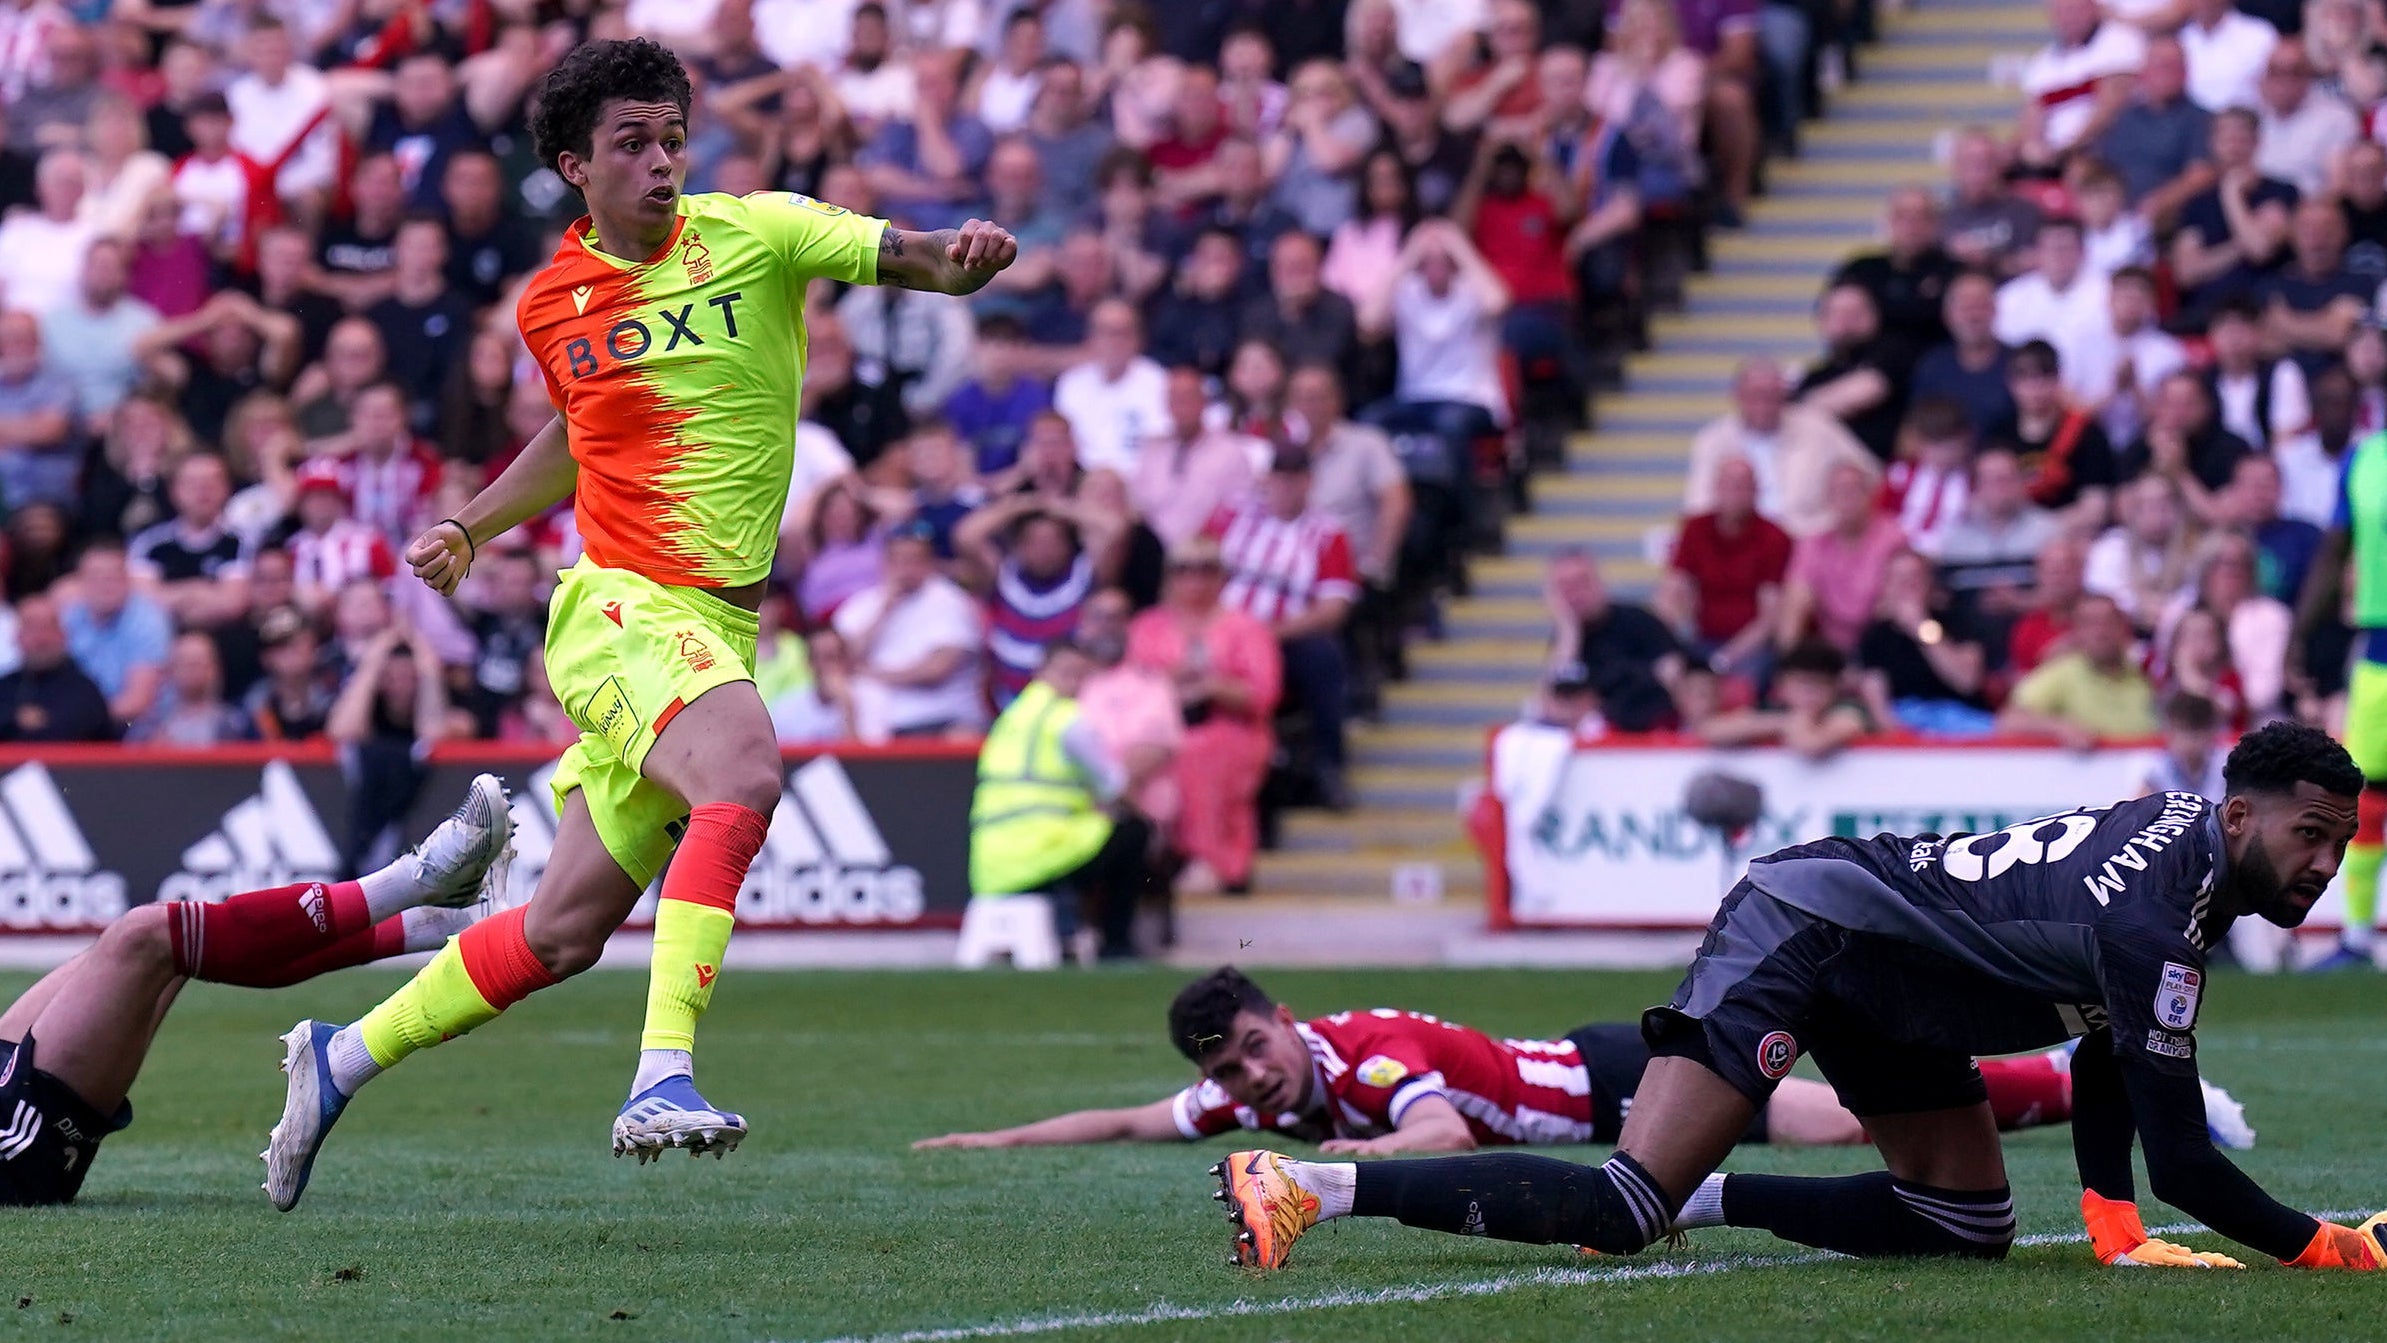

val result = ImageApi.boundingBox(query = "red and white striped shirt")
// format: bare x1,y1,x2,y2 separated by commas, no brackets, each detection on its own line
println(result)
1205,504,1359,626
0,2,67,104
344,444,442,550
287,519,395,595
2020,22,2145,153
1171,1009,1602,1146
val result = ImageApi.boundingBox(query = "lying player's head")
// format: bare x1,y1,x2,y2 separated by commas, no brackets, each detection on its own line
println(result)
1167,967,1311,1113
531,38,692,231
2219,720,2363,926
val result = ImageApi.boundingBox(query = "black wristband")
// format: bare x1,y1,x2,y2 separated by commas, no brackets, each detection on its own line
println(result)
440,517,477,565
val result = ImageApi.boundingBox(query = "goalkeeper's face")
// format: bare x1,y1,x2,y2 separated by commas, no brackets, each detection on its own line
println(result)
2227,783,2359,927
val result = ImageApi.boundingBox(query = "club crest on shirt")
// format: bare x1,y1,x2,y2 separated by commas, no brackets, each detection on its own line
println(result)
1356,1055,1408,1089
2155,962,2201,1031
681,229,713,285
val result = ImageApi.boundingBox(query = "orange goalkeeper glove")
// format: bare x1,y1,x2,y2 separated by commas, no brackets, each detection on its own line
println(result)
2287,1215,2387,1269
2082,1190,2246,1269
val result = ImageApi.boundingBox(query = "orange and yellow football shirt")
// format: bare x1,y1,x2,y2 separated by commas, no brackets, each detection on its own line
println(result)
516,191,887,589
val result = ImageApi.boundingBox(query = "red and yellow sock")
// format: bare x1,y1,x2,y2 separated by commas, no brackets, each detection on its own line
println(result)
641,802,768,1053
355,906,556,1069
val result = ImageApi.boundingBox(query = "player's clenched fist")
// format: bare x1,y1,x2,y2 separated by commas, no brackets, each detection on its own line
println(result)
406,519,476,596
2082,1191,2245,1269
947,219,1018,277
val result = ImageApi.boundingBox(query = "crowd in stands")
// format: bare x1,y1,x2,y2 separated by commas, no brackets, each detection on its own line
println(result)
1538,0,2387,762
0,0,1853,896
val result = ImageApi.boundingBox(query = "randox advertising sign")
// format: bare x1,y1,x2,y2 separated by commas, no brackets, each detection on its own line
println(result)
0,744,976,933
1482,732,2176,929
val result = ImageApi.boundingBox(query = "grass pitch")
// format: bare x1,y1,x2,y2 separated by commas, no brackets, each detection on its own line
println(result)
2,965,2379,1341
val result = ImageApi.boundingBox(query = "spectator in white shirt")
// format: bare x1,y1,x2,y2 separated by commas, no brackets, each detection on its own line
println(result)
1052,297,1168,475
1684,356,1878,535
2272,361,2357,528
224,17,339,209
2084,472,2195,620
753,0,865,79
832,519,988,740
2176,0,2276,111
1993,216,2112,380
2254,39,2357,196
2065,264,2185,445
1358,217,1511,456
0,149,94,315
2017,0,2145,167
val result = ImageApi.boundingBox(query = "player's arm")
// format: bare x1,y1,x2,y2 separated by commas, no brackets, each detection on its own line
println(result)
874,220,1019,297
2288,524,2350,689
2066,1029,2244,1266
408,414,576,596
1319,1093,1478,1156
910,1097,1186,1148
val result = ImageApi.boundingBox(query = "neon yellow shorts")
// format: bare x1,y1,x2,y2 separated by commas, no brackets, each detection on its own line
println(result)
544,557,761,887
2350,658,2387,782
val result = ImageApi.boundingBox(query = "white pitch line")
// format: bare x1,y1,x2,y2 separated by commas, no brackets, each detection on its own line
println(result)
793,1211,2369,1343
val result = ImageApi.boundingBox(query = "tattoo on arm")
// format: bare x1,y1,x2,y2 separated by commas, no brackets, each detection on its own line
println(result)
879,227,978,293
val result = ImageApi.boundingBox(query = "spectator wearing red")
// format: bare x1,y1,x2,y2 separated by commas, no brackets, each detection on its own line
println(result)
337,381,441,549
1453,131,1577,389
956,493,1123,707
168,91,274,268
279,459,395,614
2009,532,2091,672
1779,461,1906,653
1875,396,1973,558
1664,456,1791,679
224,17,340,209
1206,446,1360,809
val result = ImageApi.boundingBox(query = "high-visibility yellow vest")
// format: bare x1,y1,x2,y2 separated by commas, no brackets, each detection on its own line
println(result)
968,679,1114,895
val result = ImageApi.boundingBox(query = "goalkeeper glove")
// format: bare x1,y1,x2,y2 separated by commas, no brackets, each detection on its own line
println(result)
2081,1190,2246,1269
2287,1214,2387,1270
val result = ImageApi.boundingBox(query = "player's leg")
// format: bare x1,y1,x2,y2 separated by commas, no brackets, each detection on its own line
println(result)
1672,1017,2016,1259
2322,659,2387,967
1981,1049,2073,1130
622,676,777,1154
11,904,190,1115
1214,887,1811,1267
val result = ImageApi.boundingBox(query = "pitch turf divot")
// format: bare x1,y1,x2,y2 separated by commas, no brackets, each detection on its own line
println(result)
795,1212,2370,1343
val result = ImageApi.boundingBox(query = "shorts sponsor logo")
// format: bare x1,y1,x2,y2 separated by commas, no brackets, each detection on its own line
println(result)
1356,1055,1408,1089
585,676,643,757
2156,961,2201,1030
675,630,716,674
2145,1029,2193,1059
1756,1031,1798,1080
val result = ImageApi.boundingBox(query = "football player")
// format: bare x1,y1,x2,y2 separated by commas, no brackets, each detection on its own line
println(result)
0,776,509,1206
1212,721,2382,1271
913,968,2215,1153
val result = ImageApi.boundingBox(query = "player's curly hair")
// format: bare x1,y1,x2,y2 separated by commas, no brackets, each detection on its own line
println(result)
1168,967,1275,1063
529,37,692,176
2223,720,2364,801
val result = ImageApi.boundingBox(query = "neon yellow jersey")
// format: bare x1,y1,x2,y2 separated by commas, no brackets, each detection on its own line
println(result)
517,191,887,588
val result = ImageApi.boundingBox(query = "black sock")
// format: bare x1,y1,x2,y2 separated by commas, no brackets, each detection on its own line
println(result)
1722,1172,2014,1259
1349,1151,1674,1253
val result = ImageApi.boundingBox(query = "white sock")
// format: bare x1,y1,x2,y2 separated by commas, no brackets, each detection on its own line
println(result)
1672,1173,1728,1230
1283,1160,1356,1221
631,1048,692,1096
397,905,475,953
326,1023,382,1097
357,860,426,924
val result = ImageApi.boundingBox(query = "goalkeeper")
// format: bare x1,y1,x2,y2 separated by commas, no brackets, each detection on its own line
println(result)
1211,722,2387,1273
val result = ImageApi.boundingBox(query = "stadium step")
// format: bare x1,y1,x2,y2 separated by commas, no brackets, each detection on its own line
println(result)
1257,0,2012,898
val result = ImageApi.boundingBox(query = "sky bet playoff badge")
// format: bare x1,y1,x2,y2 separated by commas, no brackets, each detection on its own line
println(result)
2157,962,2201,1030
1356,1056,1409,1088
